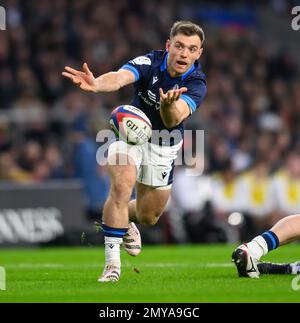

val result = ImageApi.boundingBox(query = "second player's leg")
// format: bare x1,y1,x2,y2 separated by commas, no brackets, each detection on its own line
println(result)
232,214,300,278
270,214,300,245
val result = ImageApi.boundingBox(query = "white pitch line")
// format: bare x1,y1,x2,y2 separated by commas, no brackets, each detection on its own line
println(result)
4,264,65,269
205,263,234,268
3,262,233,269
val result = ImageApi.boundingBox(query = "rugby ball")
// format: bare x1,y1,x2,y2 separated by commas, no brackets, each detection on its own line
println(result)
110,105,152,145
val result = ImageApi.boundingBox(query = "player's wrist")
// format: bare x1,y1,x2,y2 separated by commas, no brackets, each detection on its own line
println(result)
93,78,101,93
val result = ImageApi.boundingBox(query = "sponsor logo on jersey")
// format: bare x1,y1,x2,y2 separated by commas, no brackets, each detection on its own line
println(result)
147,90,157,102
138,91,161,110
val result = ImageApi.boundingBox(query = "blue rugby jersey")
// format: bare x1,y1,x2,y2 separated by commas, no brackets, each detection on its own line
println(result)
120,50,207,145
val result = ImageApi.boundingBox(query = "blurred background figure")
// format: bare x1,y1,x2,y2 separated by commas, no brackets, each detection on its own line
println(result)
171,155,225,244
272,152,300,220
234,159,275,241
71,114,110,221
210,159,240,243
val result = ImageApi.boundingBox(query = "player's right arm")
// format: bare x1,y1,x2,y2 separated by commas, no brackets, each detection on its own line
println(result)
62,63,135,93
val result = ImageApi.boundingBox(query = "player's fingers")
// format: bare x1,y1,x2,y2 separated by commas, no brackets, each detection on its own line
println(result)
83,63,93,76
179,87,188,94
64,66,83,76
167,90,174,101
171,90,180,102
62,71,77,81
159,88,166,99
63,73,82,86
174,91,181,101
170,88,187,101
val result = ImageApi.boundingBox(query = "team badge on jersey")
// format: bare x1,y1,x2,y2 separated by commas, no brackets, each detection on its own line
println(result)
130,56,151,66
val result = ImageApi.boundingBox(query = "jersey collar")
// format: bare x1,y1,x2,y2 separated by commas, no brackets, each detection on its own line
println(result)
160,52,196,80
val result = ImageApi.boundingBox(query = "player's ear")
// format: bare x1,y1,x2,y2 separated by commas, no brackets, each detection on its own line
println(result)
166,39,171,52
197,47,203,60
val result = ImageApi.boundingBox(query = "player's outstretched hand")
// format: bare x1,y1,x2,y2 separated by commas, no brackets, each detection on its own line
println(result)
159,87,188,106
62,63,97,92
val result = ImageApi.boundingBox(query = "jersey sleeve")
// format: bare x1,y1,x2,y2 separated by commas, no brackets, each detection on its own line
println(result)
180,77,207,114
119,54,153,82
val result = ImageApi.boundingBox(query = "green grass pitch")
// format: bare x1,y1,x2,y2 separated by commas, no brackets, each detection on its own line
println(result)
0,244,299,302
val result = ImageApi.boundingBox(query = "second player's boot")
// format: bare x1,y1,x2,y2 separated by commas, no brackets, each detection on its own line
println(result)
232,243,260,278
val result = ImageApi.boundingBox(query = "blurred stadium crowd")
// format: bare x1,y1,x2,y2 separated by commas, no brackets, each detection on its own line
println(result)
0,0,300,242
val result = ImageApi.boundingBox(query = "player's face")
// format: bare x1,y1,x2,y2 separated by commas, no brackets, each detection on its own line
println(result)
166,33,203,77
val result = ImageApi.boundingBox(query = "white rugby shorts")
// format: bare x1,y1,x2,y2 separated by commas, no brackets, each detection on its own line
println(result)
107,140,183,189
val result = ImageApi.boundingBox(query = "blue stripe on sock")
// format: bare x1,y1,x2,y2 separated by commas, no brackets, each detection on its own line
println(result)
270,230,279,248
101,224,128,238
265,232,276,250
262,231,279,251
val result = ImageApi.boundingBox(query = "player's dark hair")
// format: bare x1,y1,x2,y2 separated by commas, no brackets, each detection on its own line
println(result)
170,21,205,45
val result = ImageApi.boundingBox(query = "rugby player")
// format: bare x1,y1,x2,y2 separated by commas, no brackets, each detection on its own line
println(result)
63,21,207,282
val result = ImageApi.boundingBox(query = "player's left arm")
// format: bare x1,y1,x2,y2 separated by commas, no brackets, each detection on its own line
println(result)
159,87,190,128
159,78,207,128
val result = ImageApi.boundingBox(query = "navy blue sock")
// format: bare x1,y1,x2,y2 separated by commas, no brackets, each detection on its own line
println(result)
101,223,128,238
261,231,280,252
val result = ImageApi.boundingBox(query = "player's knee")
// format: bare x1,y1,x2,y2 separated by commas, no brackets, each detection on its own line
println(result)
108,165,136,203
